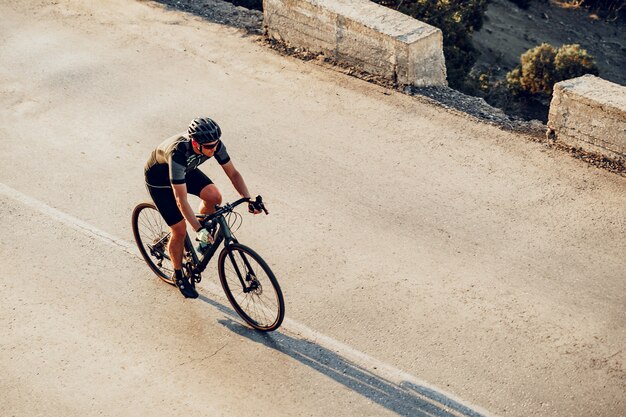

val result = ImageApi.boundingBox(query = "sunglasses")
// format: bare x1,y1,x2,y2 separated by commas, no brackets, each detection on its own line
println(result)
202,141,219,149
193,139,219,150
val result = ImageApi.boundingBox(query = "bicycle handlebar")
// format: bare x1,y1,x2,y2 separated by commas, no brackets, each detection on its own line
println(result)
198,196,267,224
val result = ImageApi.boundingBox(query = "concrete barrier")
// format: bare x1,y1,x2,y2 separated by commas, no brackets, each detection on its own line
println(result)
263,0,447,87
548,75,626,161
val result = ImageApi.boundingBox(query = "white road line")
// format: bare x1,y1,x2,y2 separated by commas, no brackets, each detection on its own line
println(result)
0,182,497,417
0,182,141,258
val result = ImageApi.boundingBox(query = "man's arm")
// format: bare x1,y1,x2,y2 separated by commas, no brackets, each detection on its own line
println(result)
172,184,203,231
221,161,265,214
221,161,252,200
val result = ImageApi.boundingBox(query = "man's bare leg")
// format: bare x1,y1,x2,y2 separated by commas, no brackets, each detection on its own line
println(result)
167,219,187,270
167,219,198,298
198,184,222,216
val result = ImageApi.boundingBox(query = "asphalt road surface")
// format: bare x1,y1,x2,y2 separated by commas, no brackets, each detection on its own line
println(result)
1,1,625,416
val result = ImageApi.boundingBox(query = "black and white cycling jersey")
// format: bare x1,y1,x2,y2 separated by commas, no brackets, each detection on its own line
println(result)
144,134,230,186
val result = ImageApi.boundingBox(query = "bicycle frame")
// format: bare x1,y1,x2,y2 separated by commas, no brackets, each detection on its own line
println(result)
190,208,260,293
155,197,260,291
185,214,235,273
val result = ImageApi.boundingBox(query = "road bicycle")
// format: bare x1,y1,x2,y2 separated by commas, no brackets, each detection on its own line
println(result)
131,196,284,331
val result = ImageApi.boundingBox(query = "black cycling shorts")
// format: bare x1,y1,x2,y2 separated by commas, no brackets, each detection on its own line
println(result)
145,167,213,226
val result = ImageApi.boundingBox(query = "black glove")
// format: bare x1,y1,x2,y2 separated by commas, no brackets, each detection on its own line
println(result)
248,195,267,214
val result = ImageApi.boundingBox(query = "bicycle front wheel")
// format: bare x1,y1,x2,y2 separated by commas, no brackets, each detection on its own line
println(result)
132,202,175,285
218,243,284,331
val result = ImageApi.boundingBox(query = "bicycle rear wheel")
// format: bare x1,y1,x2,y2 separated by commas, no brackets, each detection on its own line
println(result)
132,202,175,285
218,243,284,331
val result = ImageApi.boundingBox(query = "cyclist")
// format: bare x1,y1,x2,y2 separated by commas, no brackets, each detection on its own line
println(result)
144,117,264,299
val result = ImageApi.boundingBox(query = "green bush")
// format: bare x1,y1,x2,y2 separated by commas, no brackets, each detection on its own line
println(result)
512,43,557,95
554,44,600,80
373,0,490,89
507,43,598,96
505,67,524,95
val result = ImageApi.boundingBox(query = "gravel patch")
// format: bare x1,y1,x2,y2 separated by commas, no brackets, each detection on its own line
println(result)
152,0,263,34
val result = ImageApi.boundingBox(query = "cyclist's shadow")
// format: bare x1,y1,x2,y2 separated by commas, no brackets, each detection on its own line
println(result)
199,296,486,417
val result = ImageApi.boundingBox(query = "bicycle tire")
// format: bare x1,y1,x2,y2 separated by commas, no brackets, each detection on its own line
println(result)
132,202,175,285
218,243,285,331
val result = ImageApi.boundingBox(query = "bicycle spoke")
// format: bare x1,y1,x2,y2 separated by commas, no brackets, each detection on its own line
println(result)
133,203,175,283
143,209,159,233
219,245,283,330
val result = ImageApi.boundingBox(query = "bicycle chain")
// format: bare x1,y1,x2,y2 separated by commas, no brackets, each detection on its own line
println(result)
183,251,202,284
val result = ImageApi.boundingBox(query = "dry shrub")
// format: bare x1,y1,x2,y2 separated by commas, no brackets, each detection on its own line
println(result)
509,43,557,95
507,43,598,96
554,44,600,79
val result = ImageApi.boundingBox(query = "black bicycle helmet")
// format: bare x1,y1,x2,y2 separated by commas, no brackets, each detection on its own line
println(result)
188,117,221,144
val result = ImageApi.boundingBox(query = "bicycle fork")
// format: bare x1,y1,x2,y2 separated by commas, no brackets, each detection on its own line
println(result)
226,248,259,293
217,217,258,293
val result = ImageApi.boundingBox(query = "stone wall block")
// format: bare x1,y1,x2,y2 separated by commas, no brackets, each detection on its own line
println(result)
263,0,447,86
548,75,626,161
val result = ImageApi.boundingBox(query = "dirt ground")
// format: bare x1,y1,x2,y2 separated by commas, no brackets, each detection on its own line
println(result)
473,0,626,87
